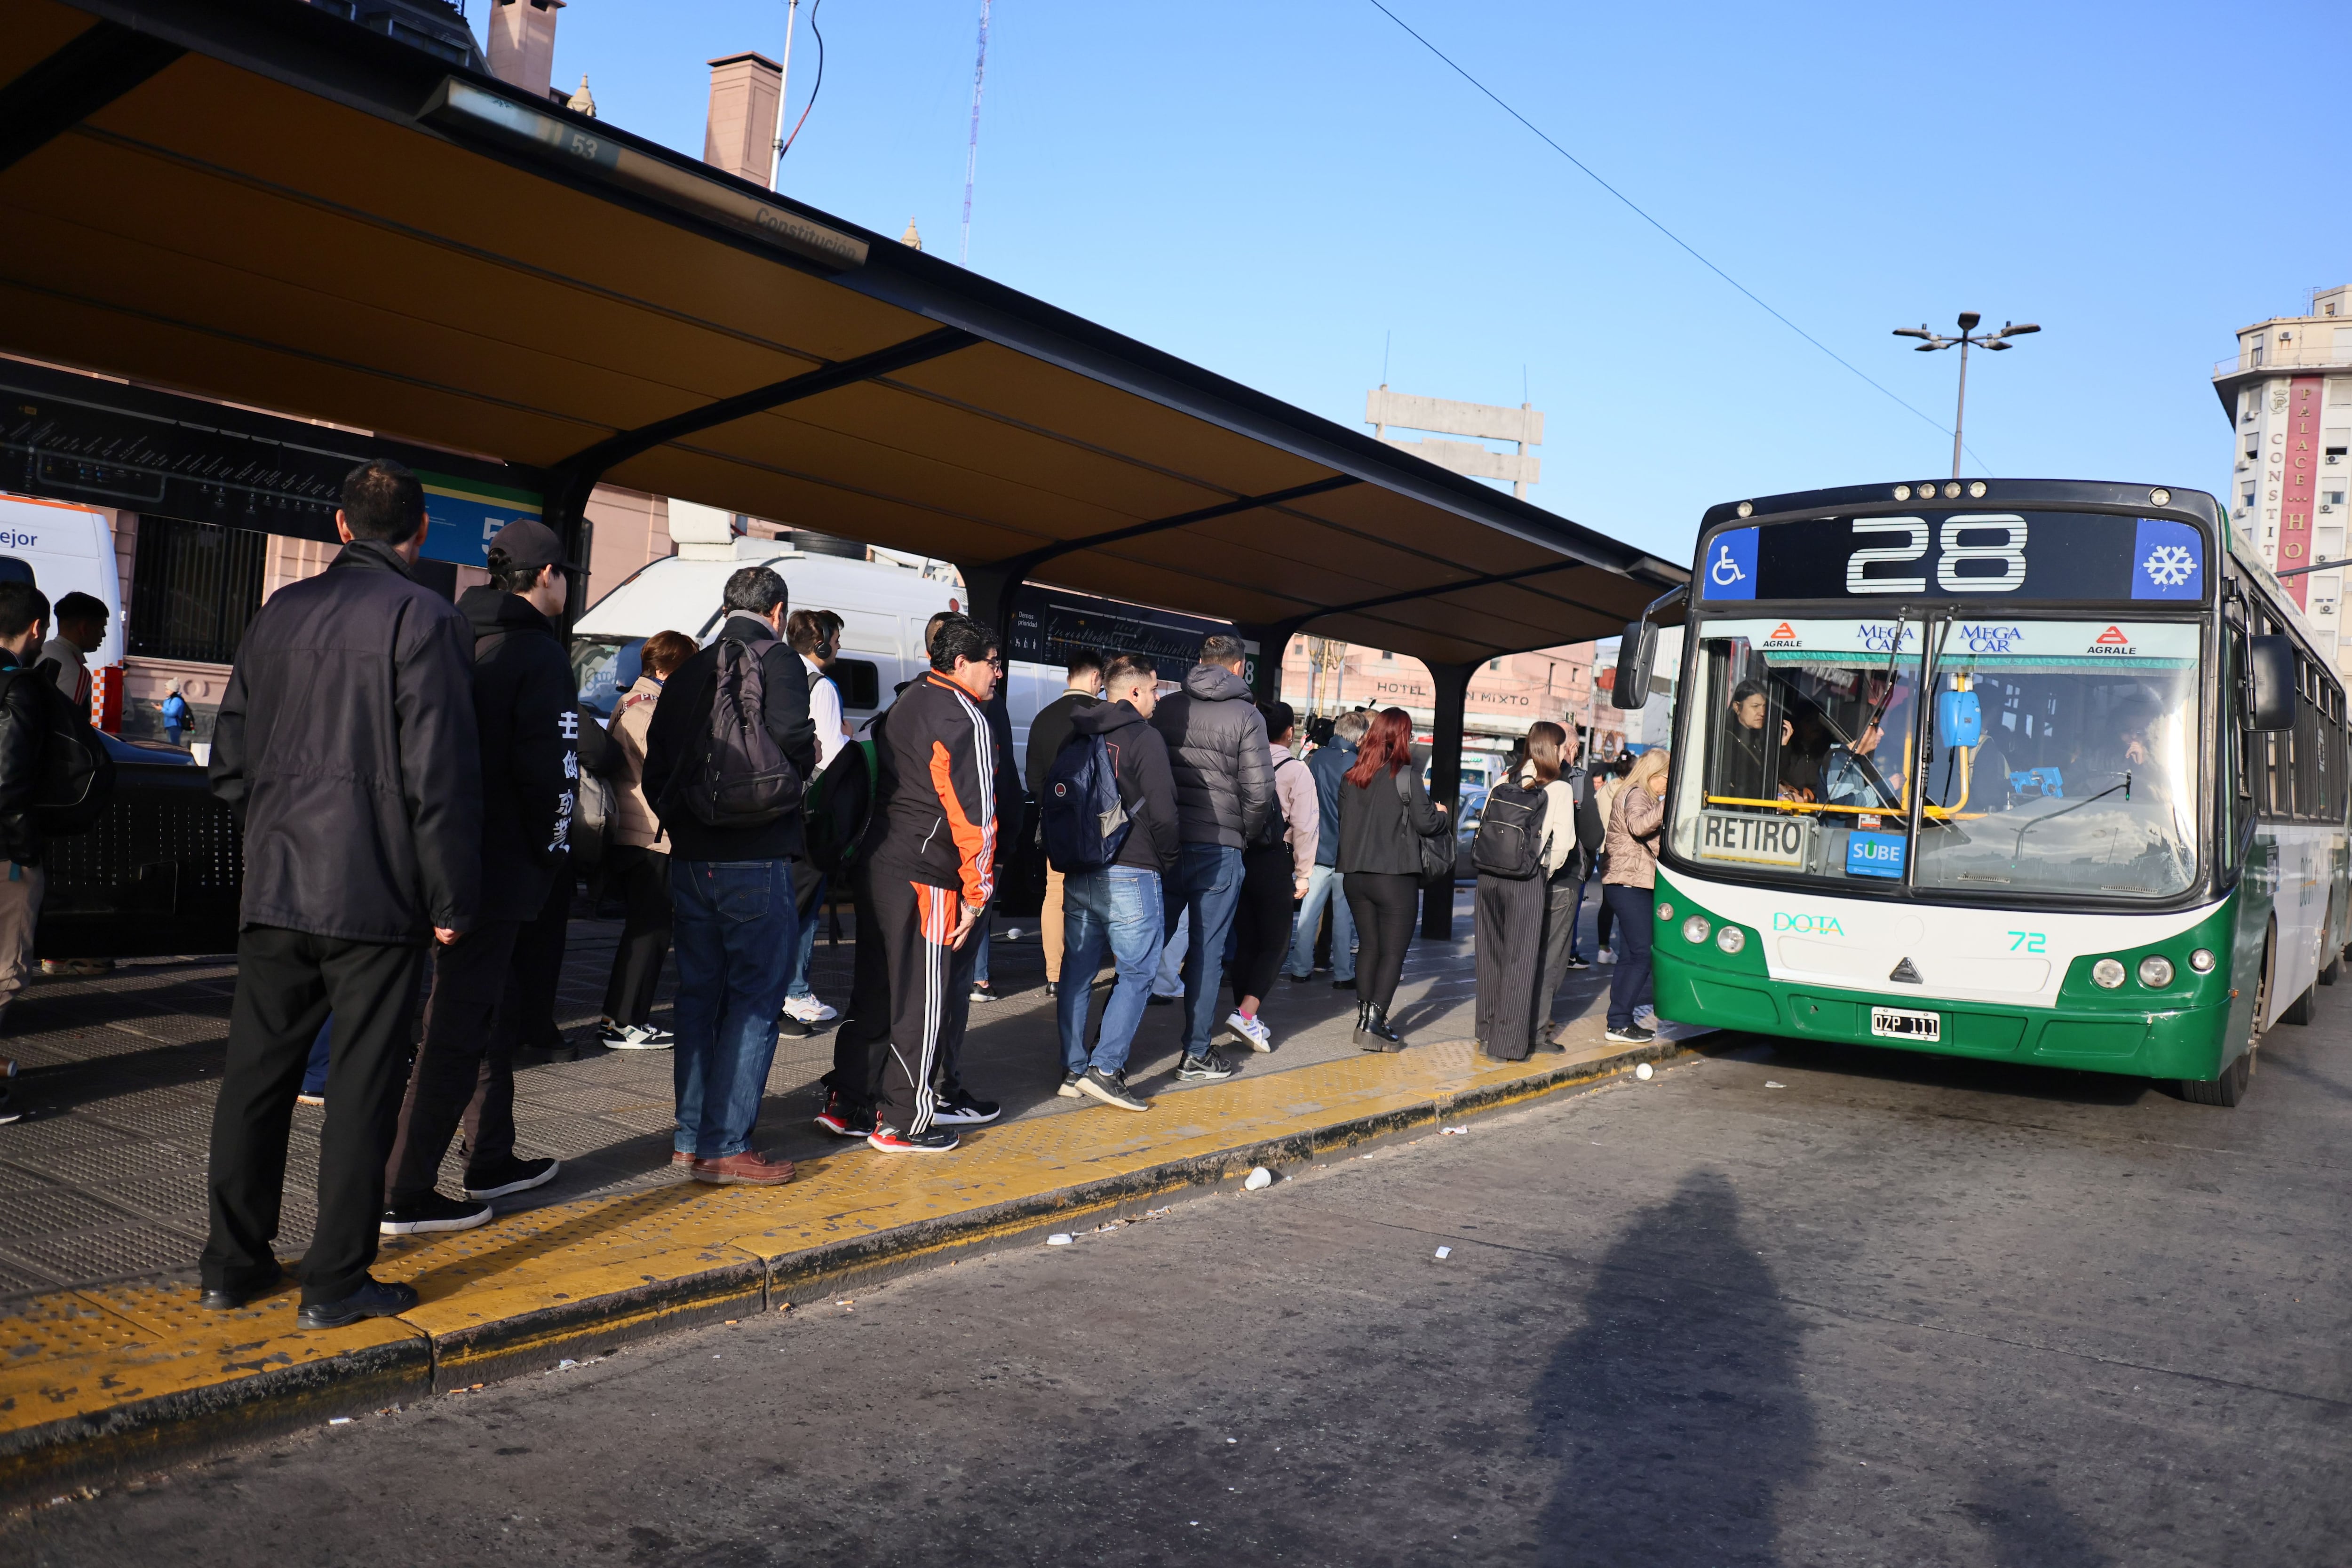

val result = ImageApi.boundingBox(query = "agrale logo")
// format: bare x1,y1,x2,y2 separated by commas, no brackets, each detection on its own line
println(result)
2087,625,2135,655
1771,912,1845,935
1762,622,1800,647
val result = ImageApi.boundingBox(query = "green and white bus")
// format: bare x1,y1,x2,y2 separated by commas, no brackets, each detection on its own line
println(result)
1621,478,2349,1107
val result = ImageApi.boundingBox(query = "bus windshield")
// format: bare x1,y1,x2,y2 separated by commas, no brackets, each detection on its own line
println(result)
1671,615,2202,901
1914,619,2201,898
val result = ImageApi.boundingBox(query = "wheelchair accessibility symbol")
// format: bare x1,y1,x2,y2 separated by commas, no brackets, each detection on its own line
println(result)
1705,527,1758,598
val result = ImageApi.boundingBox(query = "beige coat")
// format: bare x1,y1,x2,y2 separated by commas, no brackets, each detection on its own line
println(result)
1602,779,1664,890
611,674,670,853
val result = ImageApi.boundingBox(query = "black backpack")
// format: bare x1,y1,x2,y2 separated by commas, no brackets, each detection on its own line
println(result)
1470,779,1549,879
10,665,114,837
670,637,802,829
804,739,877,876
1248,756,1300,851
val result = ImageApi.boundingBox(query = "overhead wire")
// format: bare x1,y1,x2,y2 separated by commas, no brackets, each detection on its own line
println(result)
777,0,826,160
1361,0,1994,474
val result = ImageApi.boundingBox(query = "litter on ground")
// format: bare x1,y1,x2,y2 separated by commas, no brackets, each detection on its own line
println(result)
1243,1167,1273,1190
1048,1233,1073,1246
1434,1246,1453,1260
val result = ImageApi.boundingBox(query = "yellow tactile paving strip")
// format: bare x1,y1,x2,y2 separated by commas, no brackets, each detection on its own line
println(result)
0,1033,1671,1488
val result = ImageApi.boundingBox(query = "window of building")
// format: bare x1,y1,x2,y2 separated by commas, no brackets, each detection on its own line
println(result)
127,516,268,665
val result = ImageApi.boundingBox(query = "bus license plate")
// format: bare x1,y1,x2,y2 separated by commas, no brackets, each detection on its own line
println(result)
1870,1006,1940,1043
1697,810,1810,868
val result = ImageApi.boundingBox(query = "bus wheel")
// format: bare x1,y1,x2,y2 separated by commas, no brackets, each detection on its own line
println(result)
2282,983,2317,1026
2180,1049,2253,1108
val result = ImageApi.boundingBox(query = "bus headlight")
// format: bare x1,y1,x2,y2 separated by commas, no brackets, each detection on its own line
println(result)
1682,915,1710,944
2189,948,2216,974
1656,902,1674,922
2138,955,2174,988
2091,958,2127,989
1716,925,1746,955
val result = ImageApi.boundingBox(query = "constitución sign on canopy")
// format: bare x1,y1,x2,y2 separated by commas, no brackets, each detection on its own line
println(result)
1699,513,2207,605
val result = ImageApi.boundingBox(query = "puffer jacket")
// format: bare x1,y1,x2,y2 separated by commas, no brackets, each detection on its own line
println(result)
610,673,670,853
1148,663,1271,849
210,539,481,942
1602,779,1665,890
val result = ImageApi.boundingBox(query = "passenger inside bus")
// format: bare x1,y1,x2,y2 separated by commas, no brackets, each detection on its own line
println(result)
1716,680,1789,803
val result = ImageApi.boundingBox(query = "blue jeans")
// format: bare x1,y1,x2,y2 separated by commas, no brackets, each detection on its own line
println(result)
301,1016,332,1097
784,871,826,1000
1165,843,1244,1058
972,922,991,986
1285,864,1356,980
669,859,797,1157
1058,867,1163,1075
1603,883,1654,1030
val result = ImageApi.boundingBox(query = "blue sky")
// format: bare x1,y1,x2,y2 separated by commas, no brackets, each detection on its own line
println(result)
500,0,2348,569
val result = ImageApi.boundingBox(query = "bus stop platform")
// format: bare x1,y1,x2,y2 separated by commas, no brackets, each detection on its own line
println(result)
0,891,1704,1503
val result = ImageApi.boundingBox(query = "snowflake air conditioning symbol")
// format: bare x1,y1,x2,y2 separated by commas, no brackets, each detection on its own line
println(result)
2142,544,2196,589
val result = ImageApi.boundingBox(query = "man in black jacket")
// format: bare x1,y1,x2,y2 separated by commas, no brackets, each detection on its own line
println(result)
0,581,51,1124
1053,654,1178,1111
642,567,817,1186
380,518,573,1235
200,459,481,1328
1149,633,1272,1080
1025,649,1102,996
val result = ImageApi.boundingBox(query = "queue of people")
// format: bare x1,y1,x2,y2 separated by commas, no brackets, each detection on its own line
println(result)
181,456,1649,1326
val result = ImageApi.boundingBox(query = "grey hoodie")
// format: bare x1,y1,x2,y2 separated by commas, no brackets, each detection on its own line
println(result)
1149,662,1273,850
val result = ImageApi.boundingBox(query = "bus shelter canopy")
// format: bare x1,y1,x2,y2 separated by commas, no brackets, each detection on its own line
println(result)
0,0,1684,668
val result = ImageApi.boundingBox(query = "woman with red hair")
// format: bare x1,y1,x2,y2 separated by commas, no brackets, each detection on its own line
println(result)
1333,706,1447,1050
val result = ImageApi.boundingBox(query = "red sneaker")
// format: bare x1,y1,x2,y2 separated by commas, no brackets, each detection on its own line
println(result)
689,1150,795,1185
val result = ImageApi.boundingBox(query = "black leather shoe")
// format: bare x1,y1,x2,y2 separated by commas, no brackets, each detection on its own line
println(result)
198,1266,286,1311
296,1276,419,1329
1356,1004,1404,1052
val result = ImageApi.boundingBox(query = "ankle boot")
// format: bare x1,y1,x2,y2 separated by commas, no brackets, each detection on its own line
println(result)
1358,1003,1404,1052
1351,1002,1371,1044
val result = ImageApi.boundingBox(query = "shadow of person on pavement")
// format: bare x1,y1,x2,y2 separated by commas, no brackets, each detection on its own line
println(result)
1532,1169,1816,1567
1955,1467,2114,1568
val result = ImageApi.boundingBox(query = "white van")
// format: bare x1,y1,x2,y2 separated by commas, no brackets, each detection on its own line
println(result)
571,506,1058,780
0,493,128,667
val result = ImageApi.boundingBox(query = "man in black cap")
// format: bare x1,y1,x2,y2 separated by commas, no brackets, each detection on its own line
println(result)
380,516,574,1234
201,459,480,1327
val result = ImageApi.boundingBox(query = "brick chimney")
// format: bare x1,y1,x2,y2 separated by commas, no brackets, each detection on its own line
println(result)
705,52,783,189
488,0,564,100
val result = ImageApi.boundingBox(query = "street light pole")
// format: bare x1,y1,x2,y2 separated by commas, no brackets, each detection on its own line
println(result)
1893,313,2040,478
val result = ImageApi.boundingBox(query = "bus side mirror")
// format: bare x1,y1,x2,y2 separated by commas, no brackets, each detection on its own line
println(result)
2246,635,2296,732
1612,621,1658,710
1935,689,1982,747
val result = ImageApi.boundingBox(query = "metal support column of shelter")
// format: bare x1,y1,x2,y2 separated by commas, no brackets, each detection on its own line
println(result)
1237,621,1307,704
1421,660,1473,940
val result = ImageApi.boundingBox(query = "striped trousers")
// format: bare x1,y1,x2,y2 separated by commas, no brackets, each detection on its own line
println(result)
872,874,969,1137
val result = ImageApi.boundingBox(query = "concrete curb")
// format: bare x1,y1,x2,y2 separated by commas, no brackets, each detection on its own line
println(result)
0,1033,1700,1504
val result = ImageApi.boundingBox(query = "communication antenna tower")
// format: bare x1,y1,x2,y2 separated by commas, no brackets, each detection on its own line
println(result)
960,0,992,266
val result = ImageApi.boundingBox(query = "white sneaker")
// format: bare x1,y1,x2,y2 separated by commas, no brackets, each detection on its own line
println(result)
600,1021,675,1051
1222,1010,1274,1053
1596,947,1617,966
781,994,838,1024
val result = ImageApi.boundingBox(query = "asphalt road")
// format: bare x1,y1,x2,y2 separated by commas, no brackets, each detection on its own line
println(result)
16,1018,2351,1567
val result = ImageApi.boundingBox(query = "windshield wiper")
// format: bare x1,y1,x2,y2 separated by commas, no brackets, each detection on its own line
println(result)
2010,773,2130,864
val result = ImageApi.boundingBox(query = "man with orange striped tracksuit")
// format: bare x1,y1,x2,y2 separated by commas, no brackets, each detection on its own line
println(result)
867,615,1001,1154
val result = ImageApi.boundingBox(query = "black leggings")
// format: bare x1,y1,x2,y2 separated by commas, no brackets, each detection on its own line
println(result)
1228,843,1295,1007
1343,871,1420,1011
